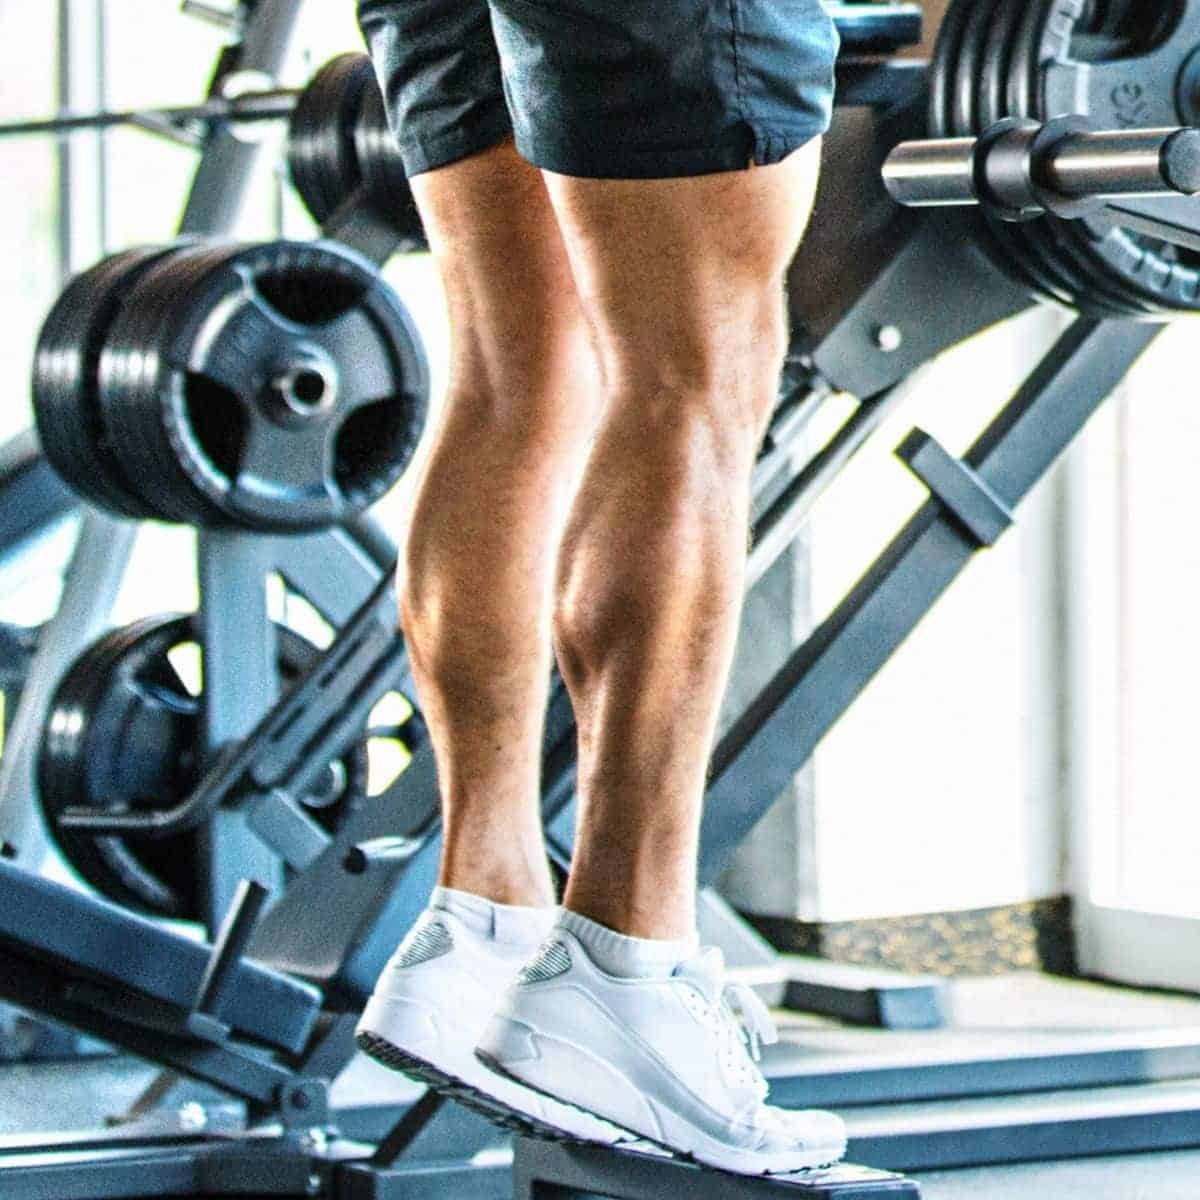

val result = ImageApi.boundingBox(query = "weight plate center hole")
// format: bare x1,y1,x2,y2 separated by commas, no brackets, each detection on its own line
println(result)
271,358,338,422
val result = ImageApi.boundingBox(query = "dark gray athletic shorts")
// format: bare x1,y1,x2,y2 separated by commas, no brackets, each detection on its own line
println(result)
357,0,839,180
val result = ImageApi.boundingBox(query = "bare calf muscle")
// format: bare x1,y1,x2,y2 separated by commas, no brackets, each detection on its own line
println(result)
546,143,823,940
400,141,601,908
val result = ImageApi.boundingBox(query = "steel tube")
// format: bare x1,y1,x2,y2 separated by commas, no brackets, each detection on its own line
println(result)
884,125,1200,211
0,94,297,139
882,137,979,207
1040,128,1200,198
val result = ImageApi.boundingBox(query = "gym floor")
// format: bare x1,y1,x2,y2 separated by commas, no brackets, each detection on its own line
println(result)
6,972,1200,1198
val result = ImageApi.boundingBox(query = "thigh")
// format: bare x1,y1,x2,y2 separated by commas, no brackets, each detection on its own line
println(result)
487,0,839,180
541,143,823,386
358,0,512,178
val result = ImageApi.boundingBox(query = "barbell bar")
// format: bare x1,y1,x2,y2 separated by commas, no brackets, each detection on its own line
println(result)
883,118,1200,218
0,87,299,140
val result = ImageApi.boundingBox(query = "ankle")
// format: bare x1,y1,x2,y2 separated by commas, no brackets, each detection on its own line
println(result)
561,889,695,942
557,907,699,977
439,824,558,909
438,866,557,910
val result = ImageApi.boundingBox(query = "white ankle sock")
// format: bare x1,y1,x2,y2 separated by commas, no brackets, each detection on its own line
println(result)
557,908,700,979
430,886,556,947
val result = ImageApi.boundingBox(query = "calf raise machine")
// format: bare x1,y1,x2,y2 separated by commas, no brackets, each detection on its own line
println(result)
7,0,1200,1197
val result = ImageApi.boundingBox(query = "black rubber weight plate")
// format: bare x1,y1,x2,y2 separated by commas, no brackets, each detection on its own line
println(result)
38,614,369,920
98,240,429,532
288,53,375,225
354,84,428,251
98,242,241,525
32,245,184,519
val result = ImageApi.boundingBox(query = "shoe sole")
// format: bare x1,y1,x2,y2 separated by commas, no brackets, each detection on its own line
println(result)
476,1047,846,1178
356,1029,630,1149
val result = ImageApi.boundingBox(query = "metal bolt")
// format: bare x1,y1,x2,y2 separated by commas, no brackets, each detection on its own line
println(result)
300,1128,329,1155
179,1102,208,1130
874,324,903,353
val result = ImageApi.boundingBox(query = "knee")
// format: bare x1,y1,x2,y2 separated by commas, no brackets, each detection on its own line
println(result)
450,306,604,438
438,385,594,458
605,289,789,459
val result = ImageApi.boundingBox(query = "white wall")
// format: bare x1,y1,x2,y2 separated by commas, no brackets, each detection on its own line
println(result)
724,307,1076,922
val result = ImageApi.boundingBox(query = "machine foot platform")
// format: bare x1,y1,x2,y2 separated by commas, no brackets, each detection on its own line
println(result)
514,1138,920,1199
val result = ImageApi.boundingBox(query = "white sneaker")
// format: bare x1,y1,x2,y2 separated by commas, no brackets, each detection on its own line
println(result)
356,903,632,1146
476,929,848,1175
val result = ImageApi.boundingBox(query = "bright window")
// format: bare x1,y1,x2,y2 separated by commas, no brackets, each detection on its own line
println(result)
0,5,60,444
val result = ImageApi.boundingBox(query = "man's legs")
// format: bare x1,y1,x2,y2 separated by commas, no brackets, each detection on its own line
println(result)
360,0,843,1164
400,141,601,908
400,136,820,937
477,143,848,1172
402,142,821,935
547,143,823,940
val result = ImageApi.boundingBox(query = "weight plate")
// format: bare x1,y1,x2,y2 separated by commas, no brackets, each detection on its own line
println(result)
929,0,975,138
998,0,1149,315
1013,0,1169,316
98,243,239,524
1038,0,1200,314
288,53,375,226
32,245,184,519
98,239,430,532
981,0,1091,309
38,615,372,920
354,84,428,252
930,0,1200,315
952,0,995,133
931,0,1085,308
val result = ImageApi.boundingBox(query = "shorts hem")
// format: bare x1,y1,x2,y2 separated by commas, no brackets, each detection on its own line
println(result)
513,123,826,180
398,112,514,177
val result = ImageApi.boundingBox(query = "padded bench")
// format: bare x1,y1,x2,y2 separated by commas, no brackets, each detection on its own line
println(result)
0,858,321,1056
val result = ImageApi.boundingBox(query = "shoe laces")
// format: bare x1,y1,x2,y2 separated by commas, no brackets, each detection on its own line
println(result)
674,947,779,1093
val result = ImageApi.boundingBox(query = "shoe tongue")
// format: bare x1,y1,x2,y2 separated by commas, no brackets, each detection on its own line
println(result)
672,946,726,1004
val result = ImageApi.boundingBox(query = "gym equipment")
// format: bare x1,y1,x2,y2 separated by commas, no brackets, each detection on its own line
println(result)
927,0,1200,315
37,614,371,920
514,1140,919,1199
884,117,1200,219
354,85,428,251
287,54,427,252
35,238,430,532
32,246,183,520
0,0,374,875
286,54,374,226
49,570,415,887
0,857,512,1199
